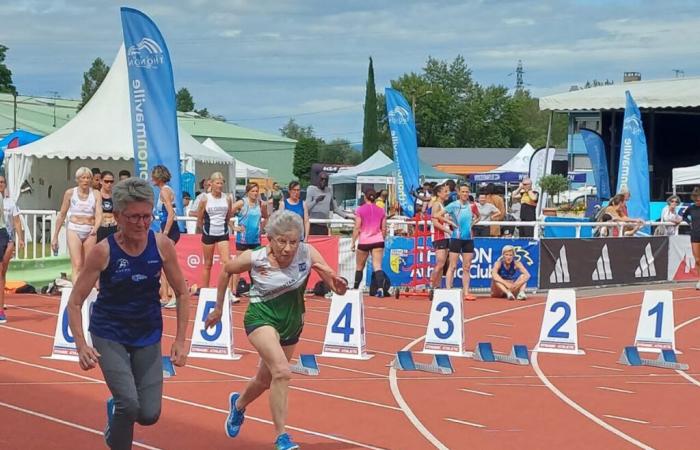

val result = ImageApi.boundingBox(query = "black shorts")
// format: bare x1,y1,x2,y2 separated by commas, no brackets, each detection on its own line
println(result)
433,238,449,250
309,223,329,236
244,324,303,346
0,228,9,257
96,224,118,243
202,233,229,245
236,242,260,251
691,234,700,244
449,238,474,254
161,222,181,244
357,242,385,252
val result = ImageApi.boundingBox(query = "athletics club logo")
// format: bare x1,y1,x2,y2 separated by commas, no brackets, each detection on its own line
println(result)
127,37,165,69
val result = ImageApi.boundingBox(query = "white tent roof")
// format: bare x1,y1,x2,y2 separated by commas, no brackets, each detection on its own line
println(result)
329,151,393,185
490,143,535,173
672,164,700,187
202,138,268,178
540,77,700,111
6,45,233,165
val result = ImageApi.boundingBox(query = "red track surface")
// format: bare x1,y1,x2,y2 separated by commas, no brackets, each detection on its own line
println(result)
2,287,700,449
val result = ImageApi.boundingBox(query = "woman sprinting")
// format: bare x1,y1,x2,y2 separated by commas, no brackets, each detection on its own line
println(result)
51,167,103,283
197,172,233,288
351,188,387,296
682,187,700,289
151,165,180,308
0,175,23,324
206,210,347,450
230,182,267,302
96,171,118,243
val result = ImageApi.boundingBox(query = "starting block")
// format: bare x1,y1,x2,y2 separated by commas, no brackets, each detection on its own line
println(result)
619,346,688,371
473,342,530,366
392,351,454,375
290,354,320,376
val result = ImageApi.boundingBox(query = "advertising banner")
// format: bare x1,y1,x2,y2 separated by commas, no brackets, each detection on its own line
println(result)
385,88,420,217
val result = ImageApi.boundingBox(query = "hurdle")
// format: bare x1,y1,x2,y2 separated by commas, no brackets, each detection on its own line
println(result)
290,354,320,376
392,351,454,375
618,346,688,371
473,342,530,366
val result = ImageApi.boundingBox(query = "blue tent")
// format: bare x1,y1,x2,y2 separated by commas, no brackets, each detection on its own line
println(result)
0,130,43,150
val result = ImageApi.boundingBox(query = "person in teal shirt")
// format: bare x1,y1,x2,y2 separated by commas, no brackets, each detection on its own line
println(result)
443,184,480,300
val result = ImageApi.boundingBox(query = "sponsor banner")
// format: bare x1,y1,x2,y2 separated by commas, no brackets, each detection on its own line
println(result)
377,237,539,289
540,237,669,289
580,128,611,199
667,235,697,281
176,235,339,288
385,88,420,217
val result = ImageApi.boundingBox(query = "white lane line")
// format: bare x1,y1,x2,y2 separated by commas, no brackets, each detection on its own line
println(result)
531,302,655,450
477,383,545,387
484,334,510,340
469,367,500,374
444,417,486,429
591,365,624,372
584,334,610,340
0,355,387,450
488,322,513,327
459,388,494,397
388,301,544,450
689,347,700,352
587,348,616,354
675,315,700,387
596,386,635,394
0,400,163,450
626,381,691,385
603,414,649,425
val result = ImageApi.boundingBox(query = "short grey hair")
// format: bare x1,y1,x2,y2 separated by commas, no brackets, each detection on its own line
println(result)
112,177,154,212
265,210,303,238
75,166,92,181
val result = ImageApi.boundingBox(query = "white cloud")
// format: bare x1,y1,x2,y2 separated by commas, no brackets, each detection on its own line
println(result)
503,17,535,26
219,29,242,38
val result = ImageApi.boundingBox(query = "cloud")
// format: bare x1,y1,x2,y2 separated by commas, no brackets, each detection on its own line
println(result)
503,17,535,26
219,29,242,38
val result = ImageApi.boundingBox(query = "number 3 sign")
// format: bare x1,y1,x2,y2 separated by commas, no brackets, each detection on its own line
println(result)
423,289,470,357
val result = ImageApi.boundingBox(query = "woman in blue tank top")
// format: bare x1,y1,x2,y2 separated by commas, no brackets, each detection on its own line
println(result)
278,180,309,240
66,178,190,450
490,245,531,301
152,165,180,308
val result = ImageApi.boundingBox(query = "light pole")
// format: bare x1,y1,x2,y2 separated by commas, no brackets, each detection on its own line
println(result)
48,91,60,127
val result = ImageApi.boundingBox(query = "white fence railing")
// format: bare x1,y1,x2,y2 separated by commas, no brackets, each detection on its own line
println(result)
17,210,58,259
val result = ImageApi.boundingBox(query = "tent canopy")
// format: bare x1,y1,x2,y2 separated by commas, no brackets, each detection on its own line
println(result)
202,138,267,178
539,77,700,111
6,45,232,165
672,164,700,187
0,130,43,150
490,143,535,173
362,158,455,180
329,151,392,185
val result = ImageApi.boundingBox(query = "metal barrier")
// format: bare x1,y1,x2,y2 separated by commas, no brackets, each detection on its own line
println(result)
17,210,57,259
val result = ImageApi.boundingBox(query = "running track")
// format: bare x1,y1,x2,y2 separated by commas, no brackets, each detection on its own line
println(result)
1,286,700,449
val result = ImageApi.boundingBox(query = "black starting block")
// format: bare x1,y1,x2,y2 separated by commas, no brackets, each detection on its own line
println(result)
618,346,688,371
290,354,320,376
473,342,530,365
392,351,454,375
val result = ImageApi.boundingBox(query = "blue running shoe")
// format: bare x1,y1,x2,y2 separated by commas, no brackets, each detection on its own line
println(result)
376,288,384,298
0,310,6,323
106,397,115,424
225,392,245,438
275,433,300,450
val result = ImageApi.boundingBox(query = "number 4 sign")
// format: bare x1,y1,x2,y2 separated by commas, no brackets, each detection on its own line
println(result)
535,289,585,355
423,289,471,357
320,290,373,360
634,290,678,353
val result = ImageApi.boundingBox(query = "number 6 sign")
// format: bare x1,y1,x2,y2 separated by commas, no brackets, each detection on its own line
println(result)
320,290,373,360
535,289,585,355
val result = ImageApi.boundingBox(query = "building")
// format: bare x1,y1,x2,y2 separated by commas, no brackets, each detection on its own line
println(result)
418,147,521,176
540,76,700,199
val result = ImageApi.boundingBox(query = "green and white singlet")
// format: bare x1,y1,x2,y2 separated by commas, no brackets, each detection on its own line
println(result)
244,243,311,343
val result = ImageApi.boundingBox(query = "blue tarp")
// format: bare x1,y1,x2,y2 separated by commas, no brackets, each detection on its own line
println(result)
0,130,43,150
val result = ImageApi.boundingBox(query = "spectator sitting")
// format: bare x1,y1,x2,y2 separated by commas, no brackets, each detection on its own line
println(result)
491,245,530,301
598,194,642,237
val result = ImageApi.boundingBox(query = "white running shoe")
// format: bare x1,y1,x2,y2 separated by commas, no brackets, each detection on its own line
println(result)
228,291,240,304
696,281,700,290
516,291,527,301
163,298,177,309
506,292,515,301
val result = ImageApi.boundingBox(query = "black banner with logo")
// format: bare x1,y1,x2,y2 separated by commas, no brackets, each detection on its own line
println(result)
540,237,669,289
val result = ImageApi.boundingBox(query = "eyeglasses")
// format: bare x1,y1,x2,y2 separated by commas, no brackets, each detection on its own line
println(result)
272,236,299,247
102,179,114,184
123,214,153,224
291,188,301,192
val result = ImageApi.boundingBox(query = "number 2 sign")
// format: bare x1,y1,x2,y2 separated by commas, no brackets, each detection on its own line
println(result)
535,289,585,355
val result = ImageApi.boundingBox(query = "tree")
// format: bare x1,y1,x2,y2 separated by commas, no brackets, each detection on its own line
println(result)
194,107,209,118
279,118,315,141
538,174,569,206
362,57,379,160
293,137,320,186
176,87,194,112
78,57,109,111
319,139,361,165
0,45,16,95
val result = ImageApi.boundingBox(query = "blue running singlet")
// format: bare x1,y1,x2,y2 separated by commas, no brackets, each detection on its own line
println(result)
236,198,262,245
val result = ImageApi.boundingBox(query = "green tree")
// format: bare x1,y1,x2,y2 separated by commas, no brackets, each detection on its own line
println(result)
0,44,16,95
176,87,194,112
538,174,569,206
362,57,379,160
78,57,109,111
293,137,320,186
319,139,361,165
194,107,209,118
279,118,315,141
375,92,393,156
510,90,567,148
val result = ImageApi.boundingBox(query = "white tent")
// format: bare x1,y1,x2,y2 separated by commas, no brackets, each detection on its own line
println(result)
6,45,234,209
329,151,393,185
202,138,267,179
491,143,536,173
672,164,700,190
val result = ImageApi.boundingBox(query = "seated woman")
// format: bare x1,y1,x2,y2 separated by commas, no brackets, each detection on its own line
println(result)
490,245,530,301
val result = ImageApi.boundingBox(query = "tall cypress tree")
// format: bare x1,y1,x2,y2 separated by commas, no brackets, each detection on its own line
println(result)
362,57,379,161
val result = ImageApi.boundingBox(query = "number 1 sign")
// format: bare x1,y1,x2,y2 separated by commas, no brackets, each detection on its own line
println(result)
634,290,678,353
535,289,585,355
320,290,373,360
423,289,471,357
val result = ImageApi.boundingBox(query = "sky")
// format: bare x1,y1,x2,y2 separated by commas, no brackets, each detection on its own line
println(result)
3,0,700,143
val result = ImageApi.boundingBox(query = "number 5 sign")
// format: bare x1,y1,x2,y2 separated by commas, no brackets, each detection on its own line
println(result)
634,290,678,353
320,290,373,360
189,288,241,360
48,288,97,361
535,289,585,355
423,289,470,357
